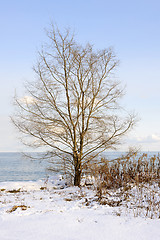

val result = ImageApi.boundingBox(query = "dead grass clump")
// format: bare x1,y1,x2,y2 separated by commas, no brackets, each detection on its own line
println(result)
85,151,160,218
7,188,21,193
40,187,47,190
64,198,72,202
7,205,29,213
0,189,6,192
86,152,160,190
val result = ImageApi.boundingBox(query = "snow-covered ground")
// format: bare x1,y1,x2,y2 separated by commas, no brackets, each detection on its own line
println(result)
0,177,160,240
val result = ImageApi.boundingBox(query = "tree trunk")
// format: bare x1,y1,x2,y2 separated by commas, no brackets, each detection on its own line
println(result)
73,155,82,186
74,168,81,186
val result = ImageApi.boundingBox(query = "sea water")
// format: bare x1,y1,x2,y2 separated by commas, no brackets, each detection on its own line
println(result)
0,152,49,182
0,152,159,182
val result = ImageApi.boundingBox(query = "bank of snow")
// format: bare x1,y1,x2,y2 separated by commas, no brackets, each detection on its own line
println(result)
0,178,160,240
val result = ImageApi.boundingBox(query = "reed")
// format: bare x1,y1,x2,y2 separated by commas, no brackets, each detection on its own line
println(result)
84,152,160,218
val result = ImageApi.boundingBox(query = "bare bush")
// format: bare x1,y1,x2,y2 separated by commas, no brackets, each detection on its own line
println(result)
85,152,160,218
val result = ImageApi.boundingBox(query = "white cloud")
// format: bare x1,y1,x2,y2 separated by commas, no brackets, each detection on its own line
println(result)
137,134,160,143
128,134,160,144
20,96,37,105
124,133,160,151
0,116,24,152
151,134,160,141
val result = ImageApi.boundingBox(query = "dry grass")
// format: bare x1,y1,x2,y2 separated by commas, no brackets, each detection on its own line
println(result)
84,152,160,218
86,153,160,188
7,205,29,213
7,188,21,193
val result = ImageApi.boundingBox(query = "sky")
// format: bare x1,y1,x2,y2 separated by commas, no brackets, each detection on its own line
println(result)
0,0,160,152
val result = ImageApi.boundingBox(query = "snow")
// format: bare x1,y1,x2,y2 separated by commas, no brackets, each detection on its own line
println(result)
0,177,160,240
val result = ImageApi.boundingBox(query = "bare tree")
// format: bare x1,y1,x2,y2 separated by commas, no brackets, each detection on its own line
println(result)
12,25,136,186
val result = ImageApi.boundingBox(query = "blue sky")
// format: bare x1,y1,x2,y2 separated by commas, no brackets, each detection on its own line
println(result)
0,0,160,151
